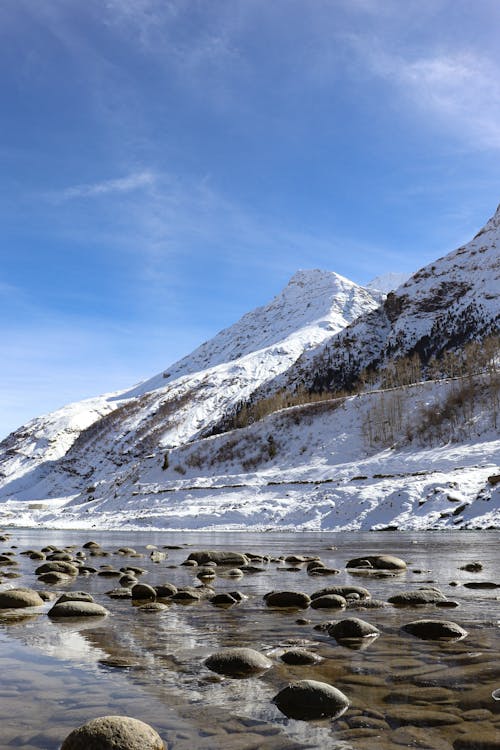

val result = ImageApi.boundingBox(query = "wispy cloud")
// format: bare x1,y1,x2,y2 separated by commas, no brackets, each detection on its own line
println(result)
368,48,500,150
47,170,157,203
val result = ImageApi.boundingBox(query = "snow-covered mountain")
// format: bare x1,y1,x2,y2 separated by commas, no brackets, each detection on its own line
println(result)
0,270,379,505
287,205,500,395
0,205,498,531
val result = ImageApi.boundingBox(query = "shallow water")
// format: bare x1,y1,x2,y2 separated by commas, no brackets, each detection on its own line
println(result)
0,529,499,749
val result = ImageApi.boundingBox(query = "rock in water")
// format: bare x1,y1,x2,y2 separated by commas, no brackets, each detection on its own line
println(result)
205,647,272,677
61,715,164,749
402,619,467,640
273,680,349,720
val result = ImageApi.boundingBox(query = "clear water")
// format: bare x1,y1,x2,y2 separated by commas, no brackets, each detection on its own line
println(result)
0,529,498,749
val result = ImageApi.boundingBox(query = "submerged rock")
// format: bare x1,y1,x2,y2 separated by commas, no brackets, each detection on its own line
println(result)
273,679,349,720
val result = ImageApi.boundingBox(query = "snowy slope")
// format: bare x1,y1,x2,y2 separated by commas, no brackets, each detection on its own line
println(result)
287,206,500,394
366,271,412,294
3,376,498,531
0,270,379,503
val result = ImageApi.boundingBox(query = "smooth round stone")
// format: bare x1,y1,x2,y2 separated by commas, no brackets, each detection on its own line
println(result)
273,679,349,720
280,648,322,665
60,715,164,749
311,585,371,601
0,588,44,609
210,593,238,606
137,602,167,612
131,583,156,601
205,647,272,677
106,588,133,599
346,554,406,570
389,590,446,605
56,592,94,604
35,561,80,576
310,594,346,610
401,619,467,640
185,550,248,566
48,601,109,618
328,617,380,640
37,571,74,585
264,591,311,609
155,583,177,598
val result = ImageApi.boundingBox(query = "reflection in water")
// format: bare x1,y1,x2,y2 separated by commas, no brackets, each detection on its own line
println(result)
0,529,499,749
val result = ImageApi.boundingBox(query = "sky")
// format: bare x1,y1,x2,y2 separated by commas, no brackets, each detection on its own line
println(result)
1,0,500,439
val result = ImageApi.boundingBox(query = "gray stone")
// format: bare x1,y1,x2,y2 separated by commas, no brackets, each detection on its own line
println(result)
264,591,311,609
346,554,406,570
310,594,346,610
0,588,44,609
35,561,80,576
273,679,349,720
328,617,380,640
60,715,164,749
205,647,272,677
280,649,322,665
131,583,156,601
402,619,467,640
48,601,109,618
389,590,447,605
185,550,248,566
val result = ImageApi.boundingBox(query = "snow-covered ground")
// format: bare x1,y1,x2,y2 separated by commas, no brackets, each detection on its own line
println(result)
2,378,498,531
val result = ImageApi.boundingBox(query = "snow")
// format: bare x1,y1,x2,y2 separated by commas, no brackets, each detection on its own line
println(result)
366,272,412,294
0,206,498,532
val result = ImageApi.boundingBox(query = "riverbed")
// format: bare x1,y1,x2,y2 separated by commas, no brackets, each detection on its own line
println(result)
0,529,498,749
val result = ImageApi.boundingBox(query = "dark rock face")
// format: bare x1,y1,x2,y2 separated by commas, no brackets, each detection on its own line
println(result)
60,715,164,750
273,679,349,720
401,619,467,640
205,647,272,677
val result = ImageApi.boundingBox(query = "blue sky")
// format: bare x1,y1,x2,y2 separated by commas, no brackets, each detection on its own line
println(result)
1,0,499,439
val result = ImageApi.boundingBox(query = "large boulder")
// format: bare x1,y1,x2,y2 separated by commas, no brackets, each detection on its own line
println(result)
205,647,272,677
273,680,349,720
346,555,406,571
0,588,44,609
185,550,249,566
402,619,467,640
61,715,164,750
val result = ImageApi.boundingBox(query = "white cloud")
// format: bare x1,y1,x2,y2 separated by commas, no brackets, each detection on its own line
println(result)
49,170,157,202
